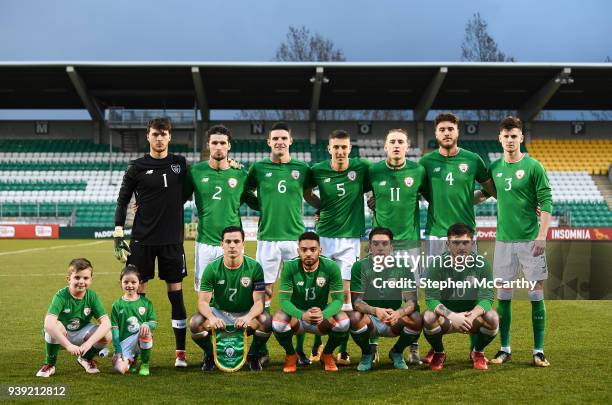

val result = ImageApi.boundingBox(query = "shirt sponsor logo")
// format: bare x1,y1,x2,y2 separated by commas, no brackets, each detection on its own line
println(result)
202,177,209,182
404,176,414,187
458,163,469,173
217,280,225,285
265,172,272,177
347,171,356,181
316,277,326,287
138,306,146,315
240,277,252,287
171,164,181,174
516,170,525,179
291,170,300,180
146,170,153,175
83,307,91,316
228,178,238,188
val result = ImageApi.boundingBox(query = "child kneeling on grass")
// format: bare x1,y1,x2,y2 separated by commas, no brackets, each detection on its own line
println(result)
37,258,111,377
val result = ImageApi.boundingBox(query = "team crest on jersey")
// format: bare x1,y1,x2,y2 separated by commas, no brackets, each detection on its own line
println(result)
404,176,414,187
138,306,146,315
516,170,525,179
458,163,469,173
67,318,80,331
83,307,91,316
228,178,238,188
171,164,181,174
291,170,300,180
316,277,326,287
347,171,356,181
240,277,252,287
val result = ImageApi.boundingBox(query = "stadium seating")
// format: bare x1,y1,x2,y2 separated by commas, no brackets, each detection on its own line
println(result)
527,139,612,175
1,137,610,229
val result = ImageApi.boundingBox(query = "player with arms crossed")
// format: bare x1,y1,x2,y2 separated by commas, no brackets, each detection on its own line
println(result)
246,122,318,364
189,226,272,371
423,224,499,371
488,116,552,367
367,128,426,363
272,232,349,373
113,117,190,367
307,129,370,365
349,227,423,371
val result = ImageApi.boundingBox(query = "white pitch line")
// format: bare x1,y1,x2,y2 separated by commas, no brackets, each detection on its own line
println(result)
0,241,106,256
0,271,117,277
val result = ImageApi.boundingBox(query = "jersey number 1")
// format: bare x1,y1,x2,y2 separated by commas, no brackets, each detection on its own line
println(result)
162,173,168,188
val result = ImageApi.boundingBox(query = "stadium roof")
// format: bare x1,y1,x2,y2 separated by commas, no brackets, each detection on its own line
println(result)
0,62,611,121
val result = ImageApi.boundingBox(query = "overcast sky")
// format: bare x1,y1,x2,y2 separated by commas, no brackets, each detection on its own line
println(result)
1,0,610,62
0,0,609,119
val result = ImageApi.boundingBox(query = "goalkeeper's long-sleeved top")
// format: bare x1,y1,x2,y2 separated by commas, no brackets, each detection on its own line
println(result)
115,153,188,245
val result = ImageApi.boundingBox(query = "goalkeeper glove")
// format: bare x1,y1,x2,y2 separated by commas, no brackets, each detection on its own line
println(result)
113,227,131,263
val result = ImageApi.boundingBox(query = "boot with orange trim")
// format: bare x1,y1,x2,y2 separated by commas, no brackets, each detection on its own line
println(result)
283,353,298,373
320,353,338,372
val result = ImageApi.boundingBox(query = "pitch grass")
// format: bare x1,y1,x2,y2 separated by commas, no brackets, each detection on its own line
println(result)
0,239,610,404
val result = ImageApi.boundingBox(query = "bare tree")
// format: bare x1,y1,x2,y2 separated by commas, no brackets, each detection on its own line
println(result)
460,12,519,121
276,26,345,62
237,26,408,121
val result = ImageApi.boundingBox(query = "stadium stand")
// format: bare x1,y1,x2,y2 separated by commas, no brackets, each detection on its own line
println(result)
1,136,611,229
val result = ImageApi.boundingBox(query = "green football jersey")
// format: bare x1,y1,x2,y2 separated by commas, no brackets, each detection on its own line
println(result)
187,163,249,245
200,255,265,313
279,256,343,311
309,158,370,238
46,287,107,332
419,149,489,237
368,160,426,243
246,158,311,241
425,253,493,313
350,256,415,310
111,296,157,342
489,154,552,241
